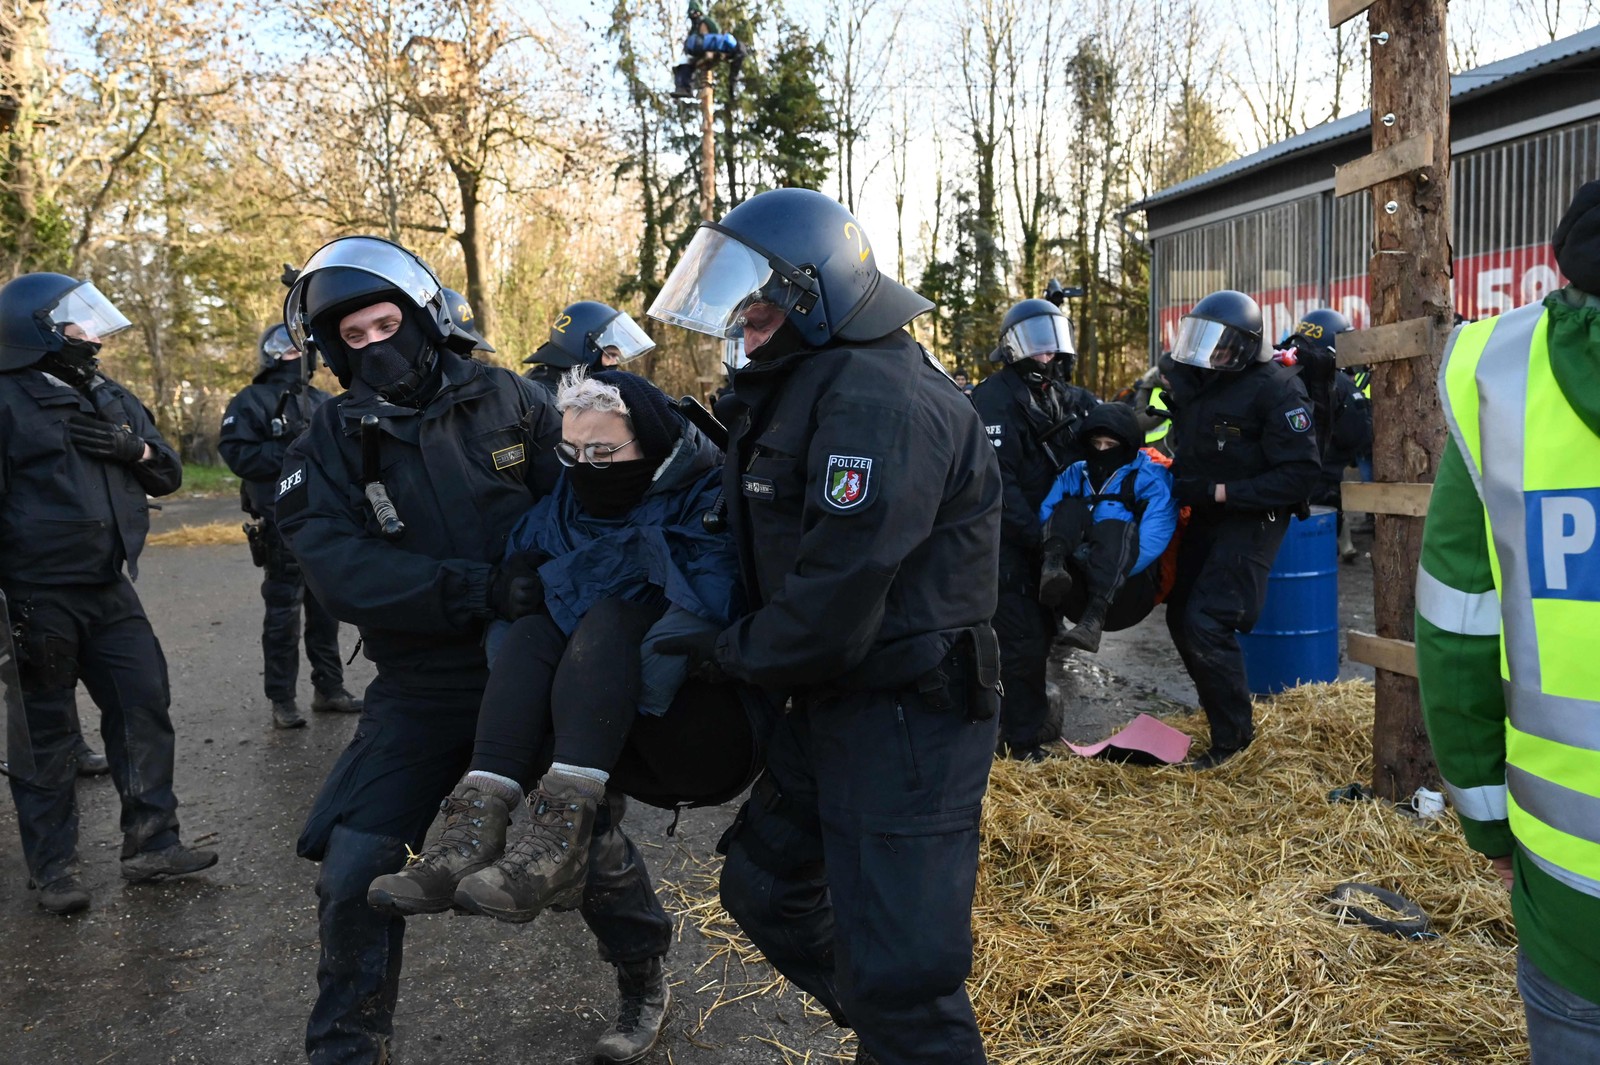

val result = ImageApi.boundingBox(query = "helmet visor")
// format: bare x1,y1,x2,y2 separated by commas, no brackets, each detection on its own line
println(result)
592,311,655,363
723,335,748,373
1002,313,1076,361
1171,316,1258,371
648,227,802,339
47,283,131,342
285,236,441,347
262,326,298,360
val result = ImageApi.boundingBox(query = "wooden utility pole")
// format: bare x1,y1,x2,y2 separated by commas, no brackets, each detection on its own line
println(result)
699,65,716,222
1330,0,1451,800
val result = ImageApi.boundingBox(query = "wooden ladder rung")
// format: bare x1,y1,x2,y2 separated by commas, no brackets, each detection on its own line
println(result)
1334,134,1435,197
1347,631,1419,677
1328,0,1374,27
1343,481,1433,517
1338,316,1449,368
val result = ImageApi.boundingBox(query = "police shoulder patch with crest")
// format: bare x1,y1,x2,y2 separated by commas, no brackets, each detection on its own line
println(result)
822,454,873,511
1285,407,1312,433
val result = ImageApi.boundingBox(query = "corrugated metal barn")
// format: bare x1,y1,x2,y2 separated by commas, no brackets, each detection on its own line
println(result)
1130,25,1600,359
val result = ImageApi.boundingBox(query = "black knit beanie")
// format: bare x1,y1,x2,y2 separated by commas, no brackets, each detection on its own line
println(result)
1553,179,1600,295
592,369,681,459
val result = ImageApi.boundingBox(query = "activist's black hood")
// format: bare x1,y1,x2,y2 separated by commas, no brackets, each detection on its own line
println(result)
1554,179,1600,296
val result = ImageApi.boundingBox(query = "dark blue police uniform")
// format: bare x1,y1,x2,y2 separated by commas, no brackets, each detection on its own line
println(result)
969,364,1096,753
713,331,1002,1065
0,366,185,884
219,362,344,705
276,350,674,1065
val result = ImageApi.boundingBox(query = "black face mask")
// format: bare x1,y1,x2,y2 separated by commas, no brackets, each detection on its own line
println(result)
1086,444,1137,490
746,318,811,364
38,337,102,389
568,457,658,519
349,316,437,405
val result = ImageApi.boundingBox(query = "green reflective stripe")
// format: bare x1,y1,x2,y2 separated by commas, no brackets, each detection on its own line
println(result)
1416,565,1500,636
1444,780,1508,821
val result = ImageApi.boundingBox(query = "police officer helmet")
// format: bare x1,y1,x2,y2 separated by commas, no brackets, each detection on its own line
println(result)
1285,307,1353,356
1171,290,1263,372
648,188,932,349
257,322,320,374
996,299,1076,370
283,236,479,382
440,287,494,353
0,273,131,371
523,301,654,369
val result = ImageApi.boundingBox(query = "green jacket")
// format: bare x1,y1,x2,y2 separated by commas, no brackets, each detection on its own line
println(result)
1418,285,1600,1004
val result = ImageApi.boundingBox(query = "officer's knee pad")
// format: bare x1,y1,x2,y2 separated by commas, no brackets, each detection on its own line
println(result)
316,824,408,903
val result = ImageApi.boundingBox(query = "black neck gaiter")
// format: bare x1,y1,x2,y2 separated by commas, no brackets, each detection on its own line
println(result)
569,457,659,519
349,316,438,406
1087,445,1137,492
38,338,102,390
747,318,811,364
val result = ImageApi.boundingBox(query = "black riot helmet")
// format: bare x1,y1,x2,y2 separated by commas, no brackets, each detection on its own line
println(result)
649,188,932,351
1285,307,1353,356
523,300,654,369
282,236,479,385
0,272,131,371
257,323,319,375
441,287,494,353
1170,290,1263,372
996,299,1076,374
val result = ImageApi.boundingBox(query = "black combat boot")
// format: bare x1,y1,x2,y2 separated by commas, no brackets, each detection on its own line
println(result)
592,957,671,1064
1059,600,1107,653
367,783,512,916
75,746,111,776
35,873,90,915
1037,538,1073,608
311,686,363,713
271,699,306,729
453,772,600,922
121,842,219,882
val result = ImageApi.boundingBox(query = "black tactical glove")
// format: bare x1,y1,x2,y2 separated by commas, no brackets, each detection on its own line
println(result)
67,415,146,464
1174,475,1213,507
487,553,545,620
655,630,730,684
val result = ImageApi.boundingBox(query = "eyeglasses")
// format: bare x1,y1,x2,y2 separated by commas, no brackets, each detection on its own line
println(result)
555,438,636,468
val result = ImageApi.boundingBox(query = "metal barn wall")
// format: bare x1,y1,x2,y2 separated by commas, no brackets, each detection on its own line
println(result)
1151,115,1600,357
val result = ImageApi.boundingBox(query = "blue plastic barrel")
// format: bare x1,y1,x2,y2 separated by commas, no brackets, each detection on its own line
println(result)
1238,505,1340,694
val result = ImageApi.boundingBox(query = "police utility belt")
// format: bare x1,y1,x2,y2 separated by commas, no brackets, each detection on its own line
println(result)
798,623,1002,722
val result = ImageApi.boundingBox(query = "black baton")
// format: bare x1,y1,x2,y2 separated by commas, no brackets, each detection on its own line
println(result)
360,415,405,541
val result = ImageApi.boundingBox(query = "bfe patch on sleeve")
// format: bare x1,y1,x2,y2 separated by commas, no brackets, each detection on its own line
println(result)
275,466,308,520
822,454,873,511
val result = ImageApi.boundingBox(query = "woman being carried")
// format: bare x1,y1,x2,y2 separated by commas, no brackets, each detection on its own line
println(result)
367,367,755,922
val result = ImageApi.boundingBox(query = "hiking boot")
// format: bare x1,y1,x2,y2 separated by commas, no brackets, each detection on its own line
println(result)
76,747,112,777
1002,742,1049,764
1059,604,1106,654
592,957,671,1064
311,686,363,714
367,784,511,917
121,842,219,883
271,699,306,730
454,774,599,923
1038,545,1073,608
36,874,90,915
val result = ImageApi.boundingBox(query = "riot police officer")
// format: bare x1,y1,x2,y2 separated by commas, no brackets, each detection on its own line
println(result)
970,299,1097,761
219,324,359,729
648,188,1003,1065
1279,309,1371,562
275,237,675,1065
0,273,217,914
522,300,655,394
1163,290,1321,770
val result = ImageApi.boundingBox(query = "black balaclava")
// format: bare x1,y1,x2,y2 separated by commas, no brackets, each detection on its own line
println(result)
746,317,810,364
346,313,438,406
1078,403,1141,490
37,334,102,390
569,370,683,519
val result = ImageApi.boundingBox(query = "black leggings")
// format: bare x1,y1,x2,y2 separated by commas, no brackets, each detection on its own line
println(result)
472,598,752,806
